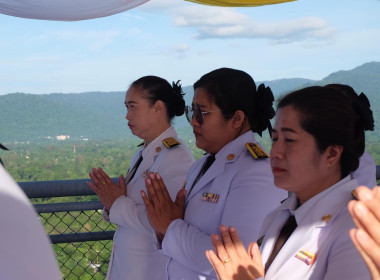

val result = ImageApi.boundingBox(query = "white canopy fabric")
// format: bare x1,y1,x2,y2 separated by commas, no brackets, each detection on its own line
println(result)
0,0,149,21
0,0,296,21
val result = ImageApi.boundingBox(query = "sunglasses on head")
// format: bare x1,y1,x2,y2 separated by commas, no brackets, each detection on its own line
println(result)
185,105,221,125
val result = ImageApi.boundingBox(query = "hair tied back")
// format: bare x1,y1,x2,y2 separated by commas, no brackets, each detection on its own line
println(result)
256,83,275,137
358,92,370,107
172,80,184,98
355,92,374,131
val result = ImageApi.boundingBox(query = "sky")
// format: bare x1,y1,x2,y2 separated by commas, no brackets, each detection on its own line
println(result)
0,0,379,94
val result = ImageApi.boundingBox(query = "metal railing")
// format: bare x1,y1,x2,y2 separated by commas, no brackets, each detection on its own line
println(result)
18,166,380,279
20,178,118,280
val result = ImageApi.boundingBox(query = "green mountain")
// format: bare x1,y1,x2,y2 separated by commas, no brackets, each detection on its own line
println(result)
0,92,128,141
1,61,379,142
312,62,380,108
259,78,316,96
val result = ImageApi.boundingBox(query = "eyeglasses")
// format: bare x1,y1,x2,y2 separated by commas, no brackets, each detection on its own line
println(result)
185,105,221,125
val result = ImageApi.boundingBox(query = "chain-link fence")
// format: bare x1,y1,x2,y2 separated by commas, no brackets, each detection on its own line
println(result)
38,206,116,279
54,239,112,279
20,179,117,280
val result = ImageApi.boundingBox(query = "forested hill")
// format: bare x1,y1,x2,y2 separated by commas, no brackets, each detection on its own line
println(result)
0,91,128,141
1,61,379,142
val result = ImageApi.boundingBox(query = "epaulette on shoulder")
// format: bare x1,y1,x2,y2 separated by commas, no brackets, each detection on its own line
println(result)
137,141,145,147
245,143,269,159
162,137,181,149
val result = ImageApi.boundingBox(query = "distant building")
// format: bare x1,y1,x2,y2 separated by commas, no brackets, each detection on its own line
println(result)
56,135,70,141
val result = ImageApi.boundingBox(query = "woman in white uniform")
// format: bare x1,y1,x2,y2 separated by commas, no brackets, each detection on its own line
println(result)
88,76,194,279
206,86,372,279
141,68,287,279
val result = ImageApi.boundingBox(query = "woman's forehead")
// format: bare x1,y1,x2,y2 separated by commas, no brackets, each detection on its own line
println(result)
193,88,214,106
125,86,145,101
274,106,302,130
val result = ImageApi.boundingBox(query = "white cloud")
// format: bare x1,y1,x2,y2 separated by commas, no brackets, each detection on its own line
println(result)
196,50,211,55
173,43,190,52
172,43,190,59
197,17,335,43
147,43,190,59
173,6,250,26
170,5,335,44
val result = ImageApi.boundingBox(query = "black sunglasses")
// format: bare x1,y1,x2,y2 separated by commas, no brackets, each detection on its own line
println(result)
185,105,221,125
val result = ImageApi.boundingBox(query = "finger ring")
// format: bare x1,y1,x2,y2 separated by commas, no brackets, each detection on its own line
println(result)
101,181,106,185
223,257,231,263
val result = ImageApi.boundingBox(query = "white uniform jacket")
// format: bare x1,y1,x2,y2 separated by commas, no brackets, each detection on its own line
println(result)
258,176,370,280
160,131,287,279
352,151,377,188
104,127,194,280
0,165,61,280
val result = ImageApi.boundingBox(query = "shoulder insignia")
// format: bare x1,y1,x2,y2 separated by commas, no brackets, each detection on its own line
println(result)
245,143,269,159
321,214,332,222
137,141,145,147
162,137,180,149
351,190,358,200
226,154,235,160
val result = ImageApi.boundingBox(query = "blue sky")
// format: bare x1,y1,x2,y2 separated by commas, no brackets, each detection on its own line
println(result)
0,0,379,94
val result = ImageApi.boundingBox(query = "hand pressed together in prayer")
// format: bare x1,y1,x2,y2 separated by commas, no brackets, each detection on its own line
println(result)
141,172,186,240
348,186,380,280
88,167,126,211
206,225,265,280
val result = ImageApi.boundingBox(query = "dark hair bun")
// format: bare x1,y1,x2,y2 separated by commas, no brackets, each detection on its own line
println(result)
324,84,375,132
355,92,374,131
170,80,186,117
254,84,275,136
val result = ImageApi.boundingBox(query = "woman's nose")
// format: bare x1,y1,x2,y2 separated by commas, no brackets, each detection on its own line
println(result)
270,142,283,159
126,111,132,121
190,115,199,127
